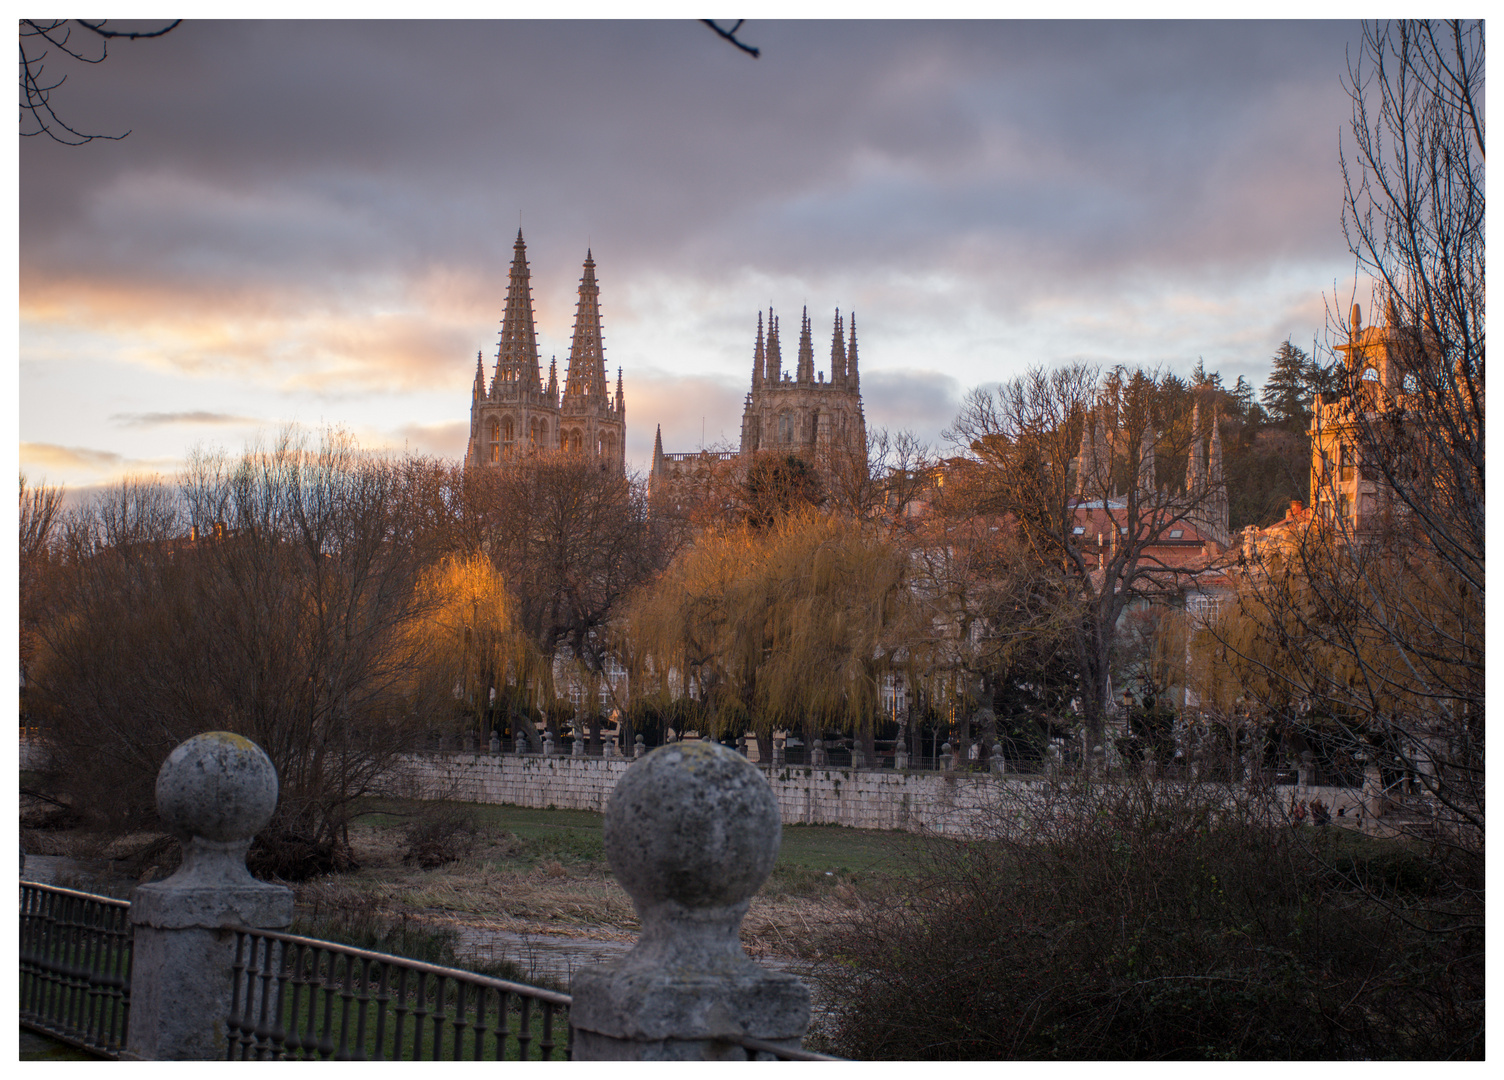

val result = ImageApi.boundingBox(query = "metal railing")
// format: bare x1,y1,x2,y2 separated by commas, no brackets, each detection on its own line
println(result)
19,881,133,1058
226,927,573,1060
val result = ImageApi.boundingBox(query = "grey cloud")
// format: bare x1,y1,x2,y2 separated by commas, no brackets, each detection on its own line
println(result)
859,368,964,449
20,21,1361,297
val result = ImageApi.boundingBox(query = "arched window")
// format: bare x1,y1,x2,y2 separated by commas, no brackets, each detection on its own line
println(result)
488,418,500,463
778,411,791,443
1361,366,1380,382
1403,372,1419,394
502,416,515,461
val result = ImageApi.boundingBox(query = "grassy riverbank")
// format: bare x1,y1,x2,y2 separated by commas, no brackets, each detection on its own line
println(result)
278,798,916,971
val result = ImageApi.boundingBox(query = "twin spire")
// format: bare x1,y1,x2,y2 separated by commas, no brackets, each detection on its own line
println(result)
476,232,616,410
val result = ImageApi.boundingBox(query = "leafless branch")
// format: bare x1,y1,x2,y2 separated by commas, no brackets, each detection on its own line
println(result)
18,18,179,145
702,19,760,58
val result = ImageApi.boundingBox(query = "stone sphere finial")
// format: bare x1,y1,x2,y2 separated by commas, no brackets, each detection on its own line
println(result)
605,740,780,916
573,740,809,1058
156,731,279,846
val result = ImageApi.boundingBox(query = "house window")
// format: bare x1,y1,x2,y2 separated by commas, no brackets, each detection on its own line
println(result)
1403,372,1419,393
488,419,500,463
1072,526,1086,536
1362,366,1380,382
1169,529,1184,538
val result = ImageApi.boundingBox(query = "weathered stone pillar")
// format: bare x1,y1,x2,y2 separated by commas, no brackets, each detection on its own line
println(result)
573,730,586,757
543,731,556,757
851,742,867,769
893,743,909,770
990,741,1005,775
634,735,646,760
810,738,827,767
941,741,953,771
124,733,294,1061
490,729,501,755
1297,749,1315,788
570,742,810,1059
772,736,785,768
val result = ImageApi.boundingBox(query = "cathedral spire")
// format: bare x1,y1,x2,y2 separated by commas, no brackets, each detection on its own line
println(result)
752,311,765,389
472,350,485,399
652,423,664,473
564,249,607,401
546,355,558,402
847,313,860,393
796,306,814,383
1186,401,1206,494
830,308,847,385
494,229,542,393
615,366,625,414
1075,411,1100,496
1208,407,1223,483
765,310,782,383
1208,407,1227,544
1136,421,1156,498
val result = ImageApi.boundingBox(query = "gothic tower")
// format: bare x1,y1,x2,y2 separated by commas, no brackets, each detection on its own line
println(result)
736,305,866,465
559,250,625,471
465,233,624,471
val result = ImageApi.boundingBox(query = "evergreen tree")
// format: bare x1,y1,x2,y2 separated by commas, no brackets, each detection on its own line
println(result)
1231,375,1257,420
1260,340,1312,429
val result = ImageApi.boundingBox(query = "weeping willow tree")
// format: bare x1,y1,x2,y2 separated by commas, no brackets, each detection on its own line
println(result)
408,552,551,745
622,508,919,754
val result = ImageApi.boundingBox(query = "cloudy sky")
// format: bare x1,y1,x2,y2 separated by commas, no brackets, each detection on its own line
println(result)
17,17,1370,492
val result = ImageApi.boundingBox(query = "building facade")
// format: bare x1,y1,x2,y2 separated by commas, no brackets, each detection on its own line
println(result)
465,231,625,471
1308,301,1426,532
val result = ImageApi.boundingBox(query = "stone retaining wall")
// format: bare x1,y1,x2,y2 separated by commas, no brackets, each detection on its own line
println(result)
386,751,1023,834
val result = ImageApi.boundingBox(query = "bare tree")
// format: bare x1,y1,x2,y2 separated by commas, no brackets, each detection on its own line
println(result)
1195,20,1482,966
19,475,65,726
947,364,1231,752
30,431,451,867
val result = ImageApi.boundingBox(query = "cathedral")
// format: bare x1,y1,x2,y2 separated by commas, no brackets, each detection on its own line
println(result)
651,306,867,487
465,231,625,471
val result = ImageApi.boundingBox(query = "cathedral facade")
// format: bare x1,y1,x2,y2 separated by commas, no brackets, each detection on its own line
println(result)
651,306,867,486
465,231,625,471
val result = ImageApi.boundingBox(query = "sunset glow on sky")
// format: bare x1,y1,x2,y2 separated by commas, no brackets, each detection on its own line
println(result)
18,17,1371,495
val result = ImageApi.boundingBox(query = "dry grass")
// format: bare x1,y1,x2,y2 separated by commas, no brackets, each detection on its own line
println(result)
289,815,854,964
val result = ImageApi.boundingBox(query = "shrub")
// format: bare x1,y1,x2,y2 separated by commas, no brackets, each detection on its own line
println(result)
813,775,1482,1059
401,805,479,869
